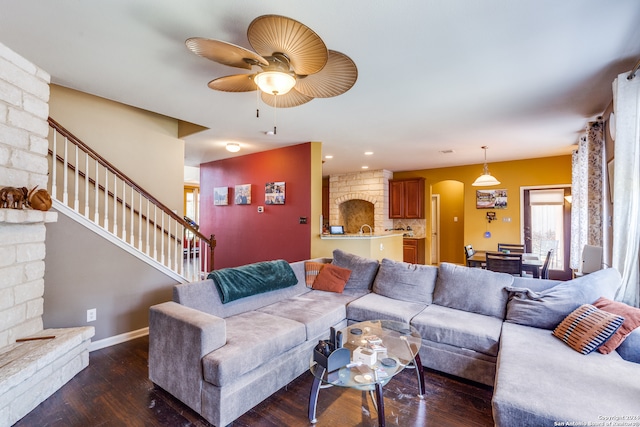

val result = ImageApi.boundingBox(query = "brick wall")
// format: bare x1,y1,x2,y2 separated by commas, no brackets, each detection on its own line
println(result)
0,41,55,347
328,169,394,233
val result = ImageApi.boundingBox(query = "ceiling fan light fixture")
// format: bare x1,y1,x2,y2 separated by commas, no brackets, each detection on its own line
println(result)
472,146,501,187
254,71,296,95
226,143,241,153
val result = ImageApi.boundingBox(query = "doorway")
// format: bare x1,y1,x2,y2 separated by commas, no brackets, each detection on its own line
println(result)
522,186,572,280
430,195,440,264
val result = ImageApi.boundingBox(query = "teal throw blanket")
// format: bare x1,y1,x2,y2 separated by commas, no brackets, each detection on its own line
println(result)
207,259,297,304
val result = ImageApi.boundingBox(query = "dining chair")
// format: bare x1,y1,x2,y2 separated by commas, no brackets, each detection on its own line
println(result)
540,249,554,279
497,243,525,253
485,252,523,276
464,244,485,268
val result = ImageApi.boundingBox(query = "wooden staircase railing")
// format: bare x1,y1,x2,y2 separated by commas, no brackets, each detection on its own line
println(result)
47,117,215,281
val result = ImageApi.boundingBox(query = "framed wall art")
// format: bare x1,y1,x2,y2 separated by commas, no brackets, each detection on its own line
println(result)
265,181,285,205
214,187,229,206
476,189,507,209
234,184,251,205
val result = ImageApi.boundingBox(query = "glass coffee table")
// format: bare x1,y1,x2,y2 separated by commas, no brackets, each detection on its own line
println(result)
308,319,425,427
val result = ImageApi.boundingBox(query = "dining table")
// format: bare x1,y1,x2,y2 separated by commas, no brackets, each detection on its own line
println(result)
467,251,543,278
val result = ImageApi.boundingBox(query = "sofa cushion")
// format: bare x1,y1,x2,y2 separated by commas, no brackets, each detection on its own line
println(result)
304,261,325,287
411,304,503,357
617,327,640,363
257,291,352,339
332,249,379,291
202,311,306,386
552,304,624,354
433,263,513,319
493,322,640,427
593,296,640,354
372,258,438,304
312,264,351,293
504,267,621,330
346,292,426,324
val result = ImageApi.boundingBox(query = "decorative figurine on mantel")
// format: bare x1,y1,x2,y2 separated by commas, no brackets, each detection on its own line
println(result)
27,186,52,211
0,186,52,210
0,186,28,209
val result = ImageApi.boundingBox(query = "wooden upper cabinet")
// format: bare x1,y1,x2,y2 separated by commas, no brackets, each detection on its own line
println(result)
389,178,425,219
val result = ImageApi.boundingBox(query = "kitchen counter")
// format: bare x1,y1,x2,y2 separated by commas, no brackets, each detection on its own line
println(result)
315,232,403,261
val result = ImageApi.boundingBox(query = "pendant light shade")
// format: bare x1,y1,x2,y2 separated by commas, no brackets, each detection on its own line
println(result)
472,146,501,186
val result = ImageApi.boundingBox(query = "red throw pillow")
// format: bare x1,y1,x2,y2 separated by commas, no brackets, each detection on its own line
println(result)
593,296,640,354
312,264,352,293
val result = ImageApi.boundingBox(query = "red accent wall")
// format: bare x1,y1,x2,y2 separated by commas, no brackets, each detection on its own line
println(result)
200,143,312,269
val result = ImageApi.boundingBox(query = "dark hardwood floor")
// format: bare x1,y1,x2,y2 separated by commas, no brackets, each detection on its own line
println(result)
13,336,494,427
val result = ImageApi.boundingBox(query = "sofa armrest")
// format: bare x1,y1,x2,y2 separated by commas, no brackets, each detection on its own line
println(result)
149,301,226,413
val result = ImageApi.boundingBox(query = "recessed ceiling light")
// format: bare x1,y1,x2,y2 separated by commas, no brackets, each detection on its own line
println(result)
325,155,333,159
364,151,373,155
361,166,369,169
226,143,240,152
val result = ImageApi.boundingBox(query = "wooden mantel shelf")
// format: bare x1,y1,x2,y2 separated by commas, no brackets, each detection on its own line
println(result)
0,208,57,224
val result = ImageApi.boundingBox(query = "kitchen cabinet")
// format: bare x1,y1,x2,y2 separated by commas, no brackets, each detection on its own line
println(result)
403,238,426,264
389,178,425,218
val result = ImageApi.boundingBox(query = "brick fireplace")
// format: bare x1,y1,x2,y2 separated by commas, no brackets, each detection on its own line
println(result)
0,42,93,426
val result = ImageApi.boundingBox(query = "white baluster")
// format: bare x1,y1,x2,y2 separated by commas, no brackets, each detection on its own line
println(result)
160,210,165,264
138,195,143,250
122,180,127,241
63,137,68,205
146,199,150,256
94,159,100,223
73,144,79,211
104,169,109,230
153,205,158,260
174,221,179,274
51,131,57,199
130,190,135,245
84,151,89,217
113,174,118,235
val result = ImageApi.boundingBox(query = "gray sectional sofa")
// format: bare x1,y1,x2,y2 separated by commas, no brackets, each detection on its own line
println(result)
149,250,640,427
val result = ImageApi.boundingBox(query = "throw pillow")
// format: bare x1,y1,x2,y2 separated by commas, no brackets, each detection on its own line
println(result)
504,267,621,330
372,258,438,304
552,304,624,354
331,249,379,290
616,327,640,363
433,262,514,319
312,264,352,293
593,296,640,354
304,261,325,288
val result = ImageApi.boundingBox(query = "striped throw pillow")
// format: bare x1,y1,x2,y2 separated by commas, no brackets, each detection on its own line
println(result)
553,304,624,354
304,262,325,287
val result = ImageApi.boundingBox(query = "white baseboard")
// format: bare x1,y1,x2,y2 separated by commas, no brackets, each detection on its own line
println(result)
89,327,149,352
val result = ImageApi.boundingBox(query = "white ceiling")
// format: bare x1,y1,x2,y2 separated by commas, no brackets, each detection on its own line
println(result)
1,1,639,176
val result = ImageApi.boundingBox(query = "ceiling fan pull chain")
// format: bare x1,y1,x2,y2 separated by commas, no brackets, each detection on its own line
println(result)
273,94,277,135
256,88,260,118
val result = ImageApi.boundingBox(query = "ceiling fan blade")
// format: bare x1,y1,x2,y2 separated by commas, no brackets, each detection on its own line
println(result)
248,15,328,76
208,74,258,92
260,88,313,108
186,38,268,70
295,50,358,98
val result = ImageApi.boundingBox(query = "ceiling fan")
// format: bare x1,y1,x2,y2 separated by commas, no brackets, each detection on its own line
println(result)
185,15,358,109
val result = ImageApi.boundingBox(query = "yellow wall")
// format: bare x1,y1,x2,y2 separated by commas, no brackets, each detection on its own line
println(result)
395,155,572,263
49,85,185,214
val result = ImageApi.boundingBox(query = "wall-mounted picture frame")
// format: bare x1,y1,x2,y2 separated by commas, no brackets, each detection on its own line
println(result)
265,181,285,205
476,189,507,209
235,184,251,205
214,187,229,206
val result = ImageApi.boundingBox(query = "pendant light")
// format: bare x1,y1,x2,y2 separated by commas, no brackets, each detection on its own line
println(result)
472,146,501,186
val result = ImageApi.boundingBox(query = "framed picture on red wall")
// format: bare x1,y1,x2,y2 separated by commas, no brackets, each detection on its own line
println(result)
235,184,251,205
214,187,228,206
265,181,285,205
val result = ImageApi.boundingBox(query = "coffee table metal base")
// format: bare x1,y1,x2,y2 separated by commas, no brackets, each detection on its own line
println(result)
308,353,425,427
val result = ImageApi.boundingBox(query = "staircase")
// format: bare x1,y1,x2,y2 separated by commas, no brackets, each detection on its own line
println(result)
47,117,215,282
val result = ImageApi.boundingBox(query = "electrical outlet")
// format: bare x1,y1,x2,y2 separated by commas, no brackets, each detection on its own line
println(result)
87,308,97,322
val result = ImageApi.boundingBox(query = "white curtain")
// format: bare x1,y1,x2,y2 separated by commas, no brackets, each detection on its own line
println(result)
612,71,640,307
